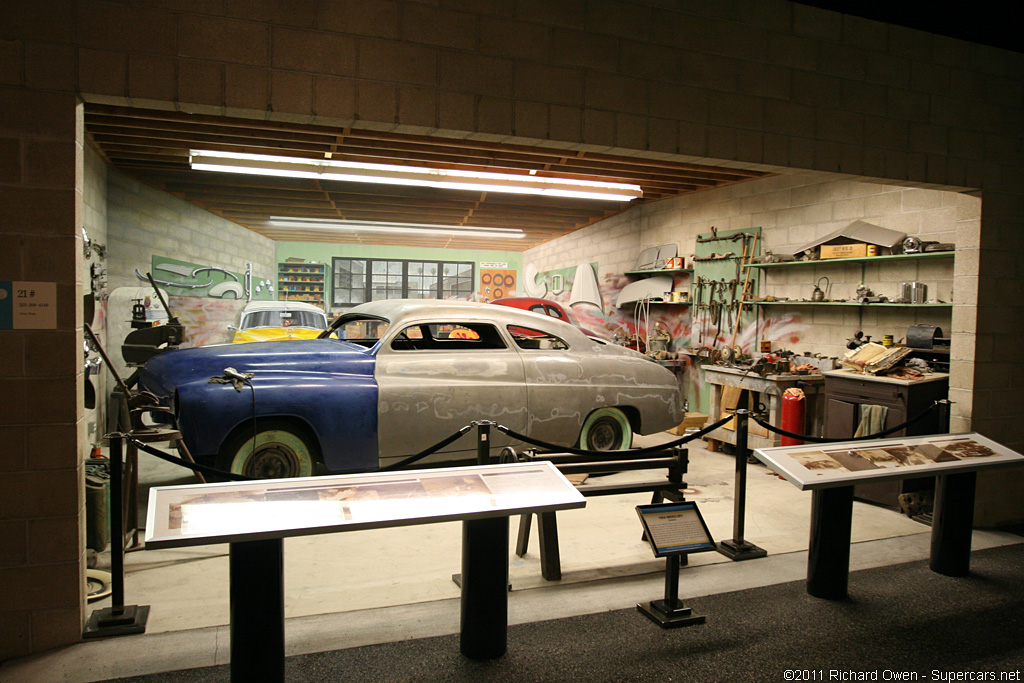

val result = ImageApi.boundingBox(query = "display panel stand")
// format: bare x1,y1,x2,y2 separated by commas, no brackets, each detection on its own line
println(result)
806,486,854,600
753,432,1024,600
635,502,716,628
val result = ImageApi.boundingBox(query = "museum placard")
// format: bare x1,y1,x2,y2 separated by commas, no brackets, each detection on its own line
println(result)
753,432,1024,491
0,281,57,329
145,461,586,548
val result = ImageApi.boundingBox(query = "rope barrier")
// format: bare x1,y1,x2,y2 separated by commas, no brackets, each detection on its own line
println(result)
124,435,254,481
119,411,736,480
377,425,475,471
495,412,735,457
748,400,942,444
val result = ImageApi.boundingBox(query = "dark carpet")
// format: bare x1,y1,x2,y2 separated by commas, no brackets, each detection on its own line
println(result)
112,543,1024,682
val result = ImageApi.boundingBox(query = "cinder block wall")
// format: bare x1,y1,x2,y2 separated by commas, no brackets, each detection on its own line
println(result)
526,173,975,359
105,169,276,295
2,0,1023,659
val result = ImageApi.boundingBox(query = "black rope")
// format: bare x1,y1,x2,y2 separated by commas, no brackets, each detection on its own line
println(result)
377,425,475,471
120,411,734,481
123,434,254,481
495,413,735,457
749,400,941,444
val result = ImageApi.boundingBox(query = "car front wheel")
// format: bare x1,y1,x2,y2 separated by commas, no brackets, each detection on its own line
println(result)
218,422,316,479
578,407,632,452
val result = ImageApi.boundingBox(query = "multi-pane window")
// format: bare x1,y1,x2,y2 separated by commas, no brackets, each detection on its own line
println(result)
333,258,475,309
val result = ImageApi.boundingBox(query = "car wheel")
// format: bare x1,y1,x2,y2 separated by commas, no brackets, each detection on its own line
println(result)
218,423,316,479
579,407,632,451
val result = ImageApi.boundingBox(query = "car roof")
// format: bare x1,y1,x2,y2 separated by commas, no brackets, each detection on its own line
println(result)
241,300,326,314
348,299,591,343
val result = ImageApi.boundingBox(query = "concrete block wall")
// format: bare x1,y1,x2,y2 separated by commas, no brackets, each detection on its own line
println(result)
82,144,108,457
106,169,276,294
526,173,975,360
2,0,1023,659
105,166,277,349
0,93,85,660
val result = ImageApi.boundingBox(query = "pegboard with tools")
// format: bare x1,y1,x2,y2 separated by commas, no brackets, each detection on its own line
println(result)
691,226,761,361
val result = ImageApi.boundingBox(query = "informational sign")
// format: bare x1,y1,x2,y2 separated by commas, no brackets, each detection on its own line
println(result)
480,262,508,269
0,281,57,329
146,461,586,548
636,501,717,557
754,432,1024,491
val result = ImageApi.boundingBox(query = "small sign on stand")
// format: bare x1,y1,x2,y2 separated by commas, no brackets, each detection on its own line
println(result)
635,501,716,628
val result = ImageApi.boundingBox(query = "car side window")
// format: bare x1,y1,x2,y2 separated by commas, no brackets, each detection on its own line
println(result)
390,322,507,351
507,326,569,350
543,304,566,320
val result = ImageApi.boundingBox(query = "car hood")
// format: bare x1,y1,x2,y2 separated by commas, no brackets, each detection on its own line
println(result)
139,338,375,398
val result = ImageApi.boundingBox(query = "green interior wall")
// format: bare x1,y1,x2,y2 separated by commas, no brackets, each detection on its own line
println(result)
275,241,523,312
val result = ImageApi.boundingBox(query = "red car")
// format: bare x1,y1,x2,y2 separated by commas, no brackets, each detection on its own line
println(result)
491,297,602,338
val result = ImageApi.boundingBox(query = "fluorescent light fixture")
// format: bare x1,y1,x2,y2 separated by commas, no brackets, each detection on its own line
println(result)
268,216,526,239
190,150,642,202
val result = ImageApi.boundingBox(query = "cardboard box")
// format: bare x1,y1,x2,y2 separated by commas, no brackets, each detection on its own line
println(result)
820,243,869,259
668,412,709,435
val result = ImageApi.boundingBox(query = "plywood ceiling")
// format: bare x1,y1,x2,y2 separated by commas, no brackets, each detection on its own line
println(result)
85,104,770,251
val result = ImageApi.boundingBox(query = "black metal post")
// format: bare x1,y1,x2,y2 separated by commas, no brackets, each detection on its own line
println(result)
230,539,285,682
110,433,125,609
807,485,854,600
636,554,705,628
82,433,149,638
717,410,767,561
460,516,509,659
930,471,977,577
664,553,680,606
936,399,952,433
476,421,492,465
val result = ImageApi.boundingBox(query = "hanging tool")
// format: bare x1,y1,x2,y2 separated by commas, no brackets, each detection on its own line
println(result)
726,231,760,357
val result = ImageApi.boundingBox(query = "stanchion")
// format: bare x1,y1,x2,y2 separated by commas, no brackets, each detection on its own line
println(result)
83,433,149,638
716,410,767,561
476,420,493,465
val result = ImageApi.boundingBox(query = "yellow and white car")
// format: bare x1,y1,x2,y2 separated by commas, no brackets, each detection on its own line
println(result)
230,301,328,343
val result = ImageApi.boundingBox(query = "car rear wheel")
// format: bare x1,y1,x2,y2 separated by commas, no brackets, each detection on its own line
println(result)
579,407,632,451
218,422,316,479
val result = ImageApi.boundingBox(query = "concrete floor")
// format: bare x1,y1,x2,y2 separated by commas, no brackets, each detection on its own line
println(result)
3,435,1021,683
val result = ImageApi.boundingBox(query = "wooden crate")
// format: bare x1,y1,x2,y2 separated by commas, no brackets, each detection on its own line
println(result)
668,412,709,435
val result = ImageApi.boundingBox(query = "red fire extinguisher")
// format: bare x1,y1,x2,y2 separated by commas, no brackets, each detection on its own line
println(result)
780,387,806,446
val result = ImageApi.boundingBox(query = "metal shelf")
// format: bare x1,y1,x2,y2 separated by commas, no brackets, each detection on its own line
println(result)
748,252,953,269
624,268,693,276
751,301,952,308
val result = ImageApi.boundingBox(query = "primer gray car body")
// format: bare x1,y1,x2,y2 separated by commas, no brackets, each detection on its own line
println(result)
140,299,683,474
358,300,682,468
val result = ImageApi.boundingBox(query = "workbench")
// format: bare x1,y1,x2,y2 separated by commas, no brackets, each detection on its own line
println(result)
701,365,825,449
822,368,950,508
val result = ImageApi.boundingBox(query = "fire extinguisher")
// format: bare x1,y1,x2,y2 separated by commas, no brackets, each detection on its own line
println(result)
780,387,806,447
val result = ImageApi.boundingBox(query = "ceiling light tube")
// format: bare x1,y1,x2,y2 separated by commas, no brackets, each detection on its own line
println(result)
268,217,526,239
191,150,642,202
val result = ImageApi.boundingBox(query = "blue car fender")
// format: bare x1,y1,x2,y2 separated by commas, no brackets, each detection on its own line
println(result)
174,371,380,473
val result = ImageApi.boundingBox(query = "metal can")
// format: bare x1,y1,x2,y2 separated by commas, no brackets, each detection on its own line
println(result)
882,334,893,346
867,245,877,256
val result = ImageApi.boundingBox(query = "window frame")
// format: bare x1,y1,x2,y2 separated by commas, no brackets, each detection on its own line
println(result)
332,257,475,309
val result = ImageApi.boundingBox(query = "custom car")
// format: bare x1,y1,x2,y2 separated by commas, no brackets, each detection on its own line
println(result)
229,300,328,343
139,300,682,478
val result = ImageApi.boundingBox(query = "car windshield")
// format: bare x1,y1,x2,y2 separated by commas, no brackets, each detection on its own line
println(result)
321,314,391,345
242,310,326,329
